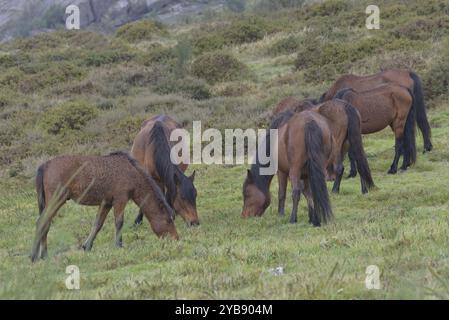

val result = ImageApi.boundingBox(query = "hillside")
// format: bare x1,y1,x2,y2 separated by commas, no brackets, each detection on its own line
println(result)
1,0,449,299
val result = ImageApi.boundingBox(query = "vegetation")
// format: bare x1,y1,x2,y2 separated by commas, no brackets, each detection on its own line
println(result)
1,0,449,299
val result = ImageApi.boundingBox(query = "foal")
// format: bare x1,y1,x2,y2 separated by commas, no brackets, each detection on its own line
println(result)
31,151,178,262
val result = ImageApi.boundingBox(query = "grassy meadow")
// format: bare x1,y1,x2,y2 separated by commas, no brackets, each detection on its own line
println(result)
1,0,449,299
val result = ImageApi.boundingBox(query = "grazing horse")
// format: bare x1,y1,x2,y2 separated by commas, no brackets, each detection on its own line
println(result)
272,98,374,194
335,84,416,175
241,111,335,226
320,69,432,152
131,114,199,226
313,100,374,194
31,151,178,262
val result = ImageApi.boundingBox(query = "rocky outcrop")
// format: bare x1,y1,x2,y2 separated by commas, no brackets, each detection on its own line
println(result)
0,0,227,41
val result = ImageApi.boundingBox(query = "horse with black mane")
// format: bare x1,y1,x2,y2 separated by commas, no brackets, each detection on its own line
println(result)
31,151,178,262
335,83,417,175
241,111,335,226
131,114,199,226
273,98,374,194
320,68,432,153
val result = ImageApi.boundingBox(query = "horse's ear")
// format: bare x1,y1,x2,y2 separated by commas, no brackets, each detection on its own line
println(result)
189,170,196,182
246,169,254,183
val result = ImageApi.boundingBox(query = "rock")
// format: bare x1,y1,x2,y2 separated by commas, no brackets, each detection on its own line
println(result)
0,0,228,41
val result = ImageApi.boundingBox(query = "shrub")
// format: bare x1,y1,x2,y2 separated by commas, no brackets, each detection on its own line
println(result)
19,62,84,93
116,20,168,43
304,0,349,17
191,32,227,54
268,35,301,56
295,37,385,70
191,52,248,84
390,17,449,40
424,55,449,100
138,44,177,66
222,17,269,45
154,76,211,100
85,49,135,67
41,101,98,135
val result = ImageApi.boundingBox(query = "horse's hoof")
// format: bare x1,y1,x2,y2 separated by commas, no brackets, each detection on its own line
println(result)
332,188,340,194
290,219,297,224
346,173,357,179
388,168,397,174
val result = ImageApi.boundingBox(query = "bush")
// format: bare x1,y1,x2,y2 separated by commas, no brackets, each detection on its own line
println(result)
138,44,177,66
304,0,349,17
191,52,248,84
223,17,270,45
85,48,135,67
154,76,211,100
268,35,301,56
116,20,168,43
294,37,385,71
41,101,98,135
390,17,449,40
19,62,84,93
424,55,449,100
192,17,277,54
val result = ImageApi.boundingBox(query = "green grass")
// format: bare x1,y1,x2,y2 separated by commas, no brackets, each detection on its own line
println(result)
1,121,449,299
1,0,449,299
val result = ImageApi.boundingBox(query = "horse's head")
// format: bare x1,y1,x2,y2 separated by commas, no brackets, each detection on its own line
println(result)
241,170,270,218
173,171,200,226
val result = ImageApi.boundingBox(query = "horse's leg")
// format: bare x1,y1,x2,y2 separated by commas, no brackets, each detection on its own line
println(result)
82,201,111,251
39,200,66,260
113,200,127,248
332,153,345,194
134,180,164,225
289,172,301,224
31,195,66,262
347,152,357,178
303,180,317,225
277,171,288,216
388,137,403,174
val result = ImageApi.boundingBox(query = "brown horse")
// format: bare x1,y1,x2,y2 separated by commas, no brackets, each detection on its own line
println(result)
321,69,432,153
272,98,374,194
242,111,334,226
31,151,178,262
335,84,416,175
131,114,199,226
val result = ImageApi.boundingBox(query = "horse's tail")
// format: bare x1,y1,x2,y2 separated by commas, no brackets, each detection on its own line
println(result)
410,71,432,152
31,164,47,262
36,164,46,215
343,103,375,192
403,88,417,167
334,87,354,100
304,120,333,225
149,121,177,207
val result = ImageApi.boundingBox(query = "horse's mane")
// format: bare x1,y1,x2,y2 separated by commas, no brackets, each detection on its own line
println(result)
149,121,195,207
334,87,355,100
246,111,295,194
108,151,174,217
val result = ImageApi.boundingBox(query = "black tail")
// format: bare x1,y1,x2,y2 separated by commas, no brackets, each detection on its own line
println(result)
410,71,432,152
334,87,354,100
304,120,333,225
402,89,417,168
343,103,375,193
36,164,46,216
149,121,177,207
